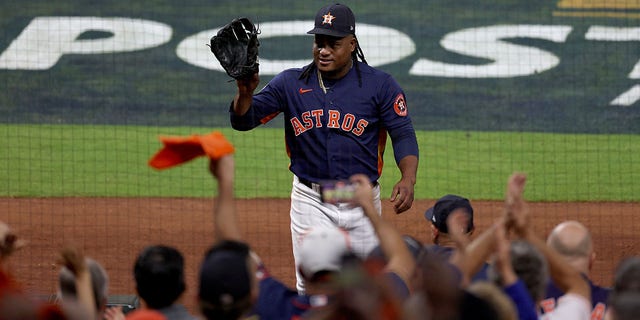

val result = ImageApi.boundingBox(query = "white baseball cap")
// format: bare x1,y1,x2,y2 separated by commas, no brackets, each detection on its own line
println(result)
298,225,352,279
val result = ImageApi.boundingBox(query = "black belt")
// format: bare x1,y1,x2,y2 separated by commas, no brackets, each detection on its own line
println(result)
298,177,378,192
298,177,322,193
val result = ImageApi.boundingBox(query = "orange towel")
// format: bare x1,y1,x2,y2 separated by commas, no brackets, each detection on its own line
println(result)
148,131,235,170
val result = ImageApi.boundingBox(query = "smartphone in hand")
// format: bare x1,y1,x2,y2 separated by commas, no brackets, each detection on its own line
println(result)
319,180,355,204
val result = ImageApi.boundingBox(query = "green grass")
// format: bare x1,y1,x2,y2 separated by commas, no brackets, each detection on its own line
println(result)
2,124,638,201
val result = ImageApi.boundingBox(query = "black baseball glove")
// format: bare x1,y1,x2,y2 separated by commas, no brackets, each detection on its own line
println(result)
208,17,260,80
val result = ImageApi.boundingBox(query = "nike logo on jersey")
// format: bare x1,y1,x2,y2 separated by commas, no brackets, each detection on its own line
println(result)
290,109,369,137
298,88,313,94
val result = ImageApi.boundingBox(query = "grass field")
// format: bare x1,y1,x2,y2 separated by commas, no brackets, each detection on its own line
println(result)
3,124,638,201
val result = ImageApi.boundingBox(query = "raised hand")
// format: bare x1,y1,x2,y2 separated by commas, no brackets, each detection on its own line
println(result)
505,173,529,237
349,174,374,210
0,221,25,261
58,246,86,275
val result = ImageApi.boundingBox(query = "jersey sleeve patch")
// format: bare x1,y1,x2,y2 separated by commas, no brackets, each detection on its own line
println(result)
393,94,408,117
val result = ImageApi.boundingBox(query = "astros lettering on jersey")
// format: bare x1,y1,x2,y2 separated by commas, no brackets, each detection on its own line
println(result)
230,61,418,183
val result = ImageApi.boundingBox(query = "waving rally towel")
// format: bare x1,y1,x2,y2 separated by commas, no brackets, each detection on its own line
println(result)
148,131,235,169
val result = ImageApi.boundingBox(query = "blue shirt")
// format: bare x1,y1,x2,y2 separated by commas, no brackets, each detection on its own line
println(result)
254,277,311,320
252,267,410,320
504,279,538,320
230,62,418,183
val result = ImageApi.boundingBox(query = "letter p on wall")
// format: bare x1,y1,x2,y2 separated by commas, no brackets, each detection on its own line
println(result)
0,17,172,70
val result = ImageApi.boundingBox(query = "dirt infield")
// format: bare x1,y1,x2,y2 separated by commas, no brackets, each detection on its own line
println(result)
1,197,637,310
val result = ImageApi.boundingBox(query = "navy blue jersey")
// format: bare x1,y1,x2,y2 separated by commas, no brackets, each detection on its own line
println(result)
541,276,610,320
247,262,310,320
230,61,418,183
253,276,311,320
252,267,409,320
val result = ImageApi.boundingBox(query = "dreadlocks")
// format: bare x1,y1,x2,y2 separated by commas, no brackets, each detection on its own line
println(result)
298,36,368,88
298,61,316,85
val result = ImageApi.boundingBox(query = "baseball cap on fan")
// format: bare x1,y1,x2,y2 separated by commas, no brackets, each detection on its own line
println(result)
424,194,474,234
307,3,356,38
198,240,252,309
298,225,352,279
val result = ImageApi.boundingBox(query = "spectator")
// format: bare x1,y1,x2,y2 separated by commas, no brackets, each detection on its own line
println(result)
604,256,640,320
408,246,499,320
198,240,258,320
367,234,424,263
125,309,168,320
195,154,260,320
0,220,43,319
104,245,197,320
0,222,99,320
424,194,489,282
57,246,101,320
505,173,591,319
200,154,414,320
542,220,610,319
443,192,538,320
106,308,168,320
132,245,198,320
425,195,475,246
58,257,109,319
300,252,404,320
605,292,640,320
610,256,640,297
487,238,546,320
0,220,25,294
467,281,518,320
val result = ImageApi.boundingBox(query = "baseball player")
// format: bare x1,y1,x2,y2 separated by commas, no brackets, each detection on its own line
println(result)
229,3,419,293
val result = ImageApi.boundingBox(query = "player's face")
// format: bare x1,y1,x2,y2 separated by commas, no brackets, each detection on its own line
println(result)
313,34,355,79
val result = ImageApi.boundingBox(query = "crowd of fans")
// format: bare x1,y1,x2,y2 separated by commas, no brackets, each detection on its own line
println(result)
0,155,638,320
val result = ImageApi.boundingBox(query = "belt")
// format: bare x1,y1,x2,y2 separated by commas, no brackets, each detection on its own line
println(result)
298,177,322,193
298,177,378,193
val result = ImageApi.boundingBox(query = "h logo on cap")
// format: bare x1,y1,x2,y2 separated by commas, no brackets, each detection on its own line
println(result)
308,3,356,38
322,12,336,25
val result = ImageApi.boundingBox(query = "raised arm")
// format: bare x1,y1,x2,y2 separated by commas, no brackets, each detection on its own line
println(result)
447,214,502,288
505,173,590,302
209,155,242,242
59,247,96,320
350,174,415,287
0,221,25,268
493,221,539,320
